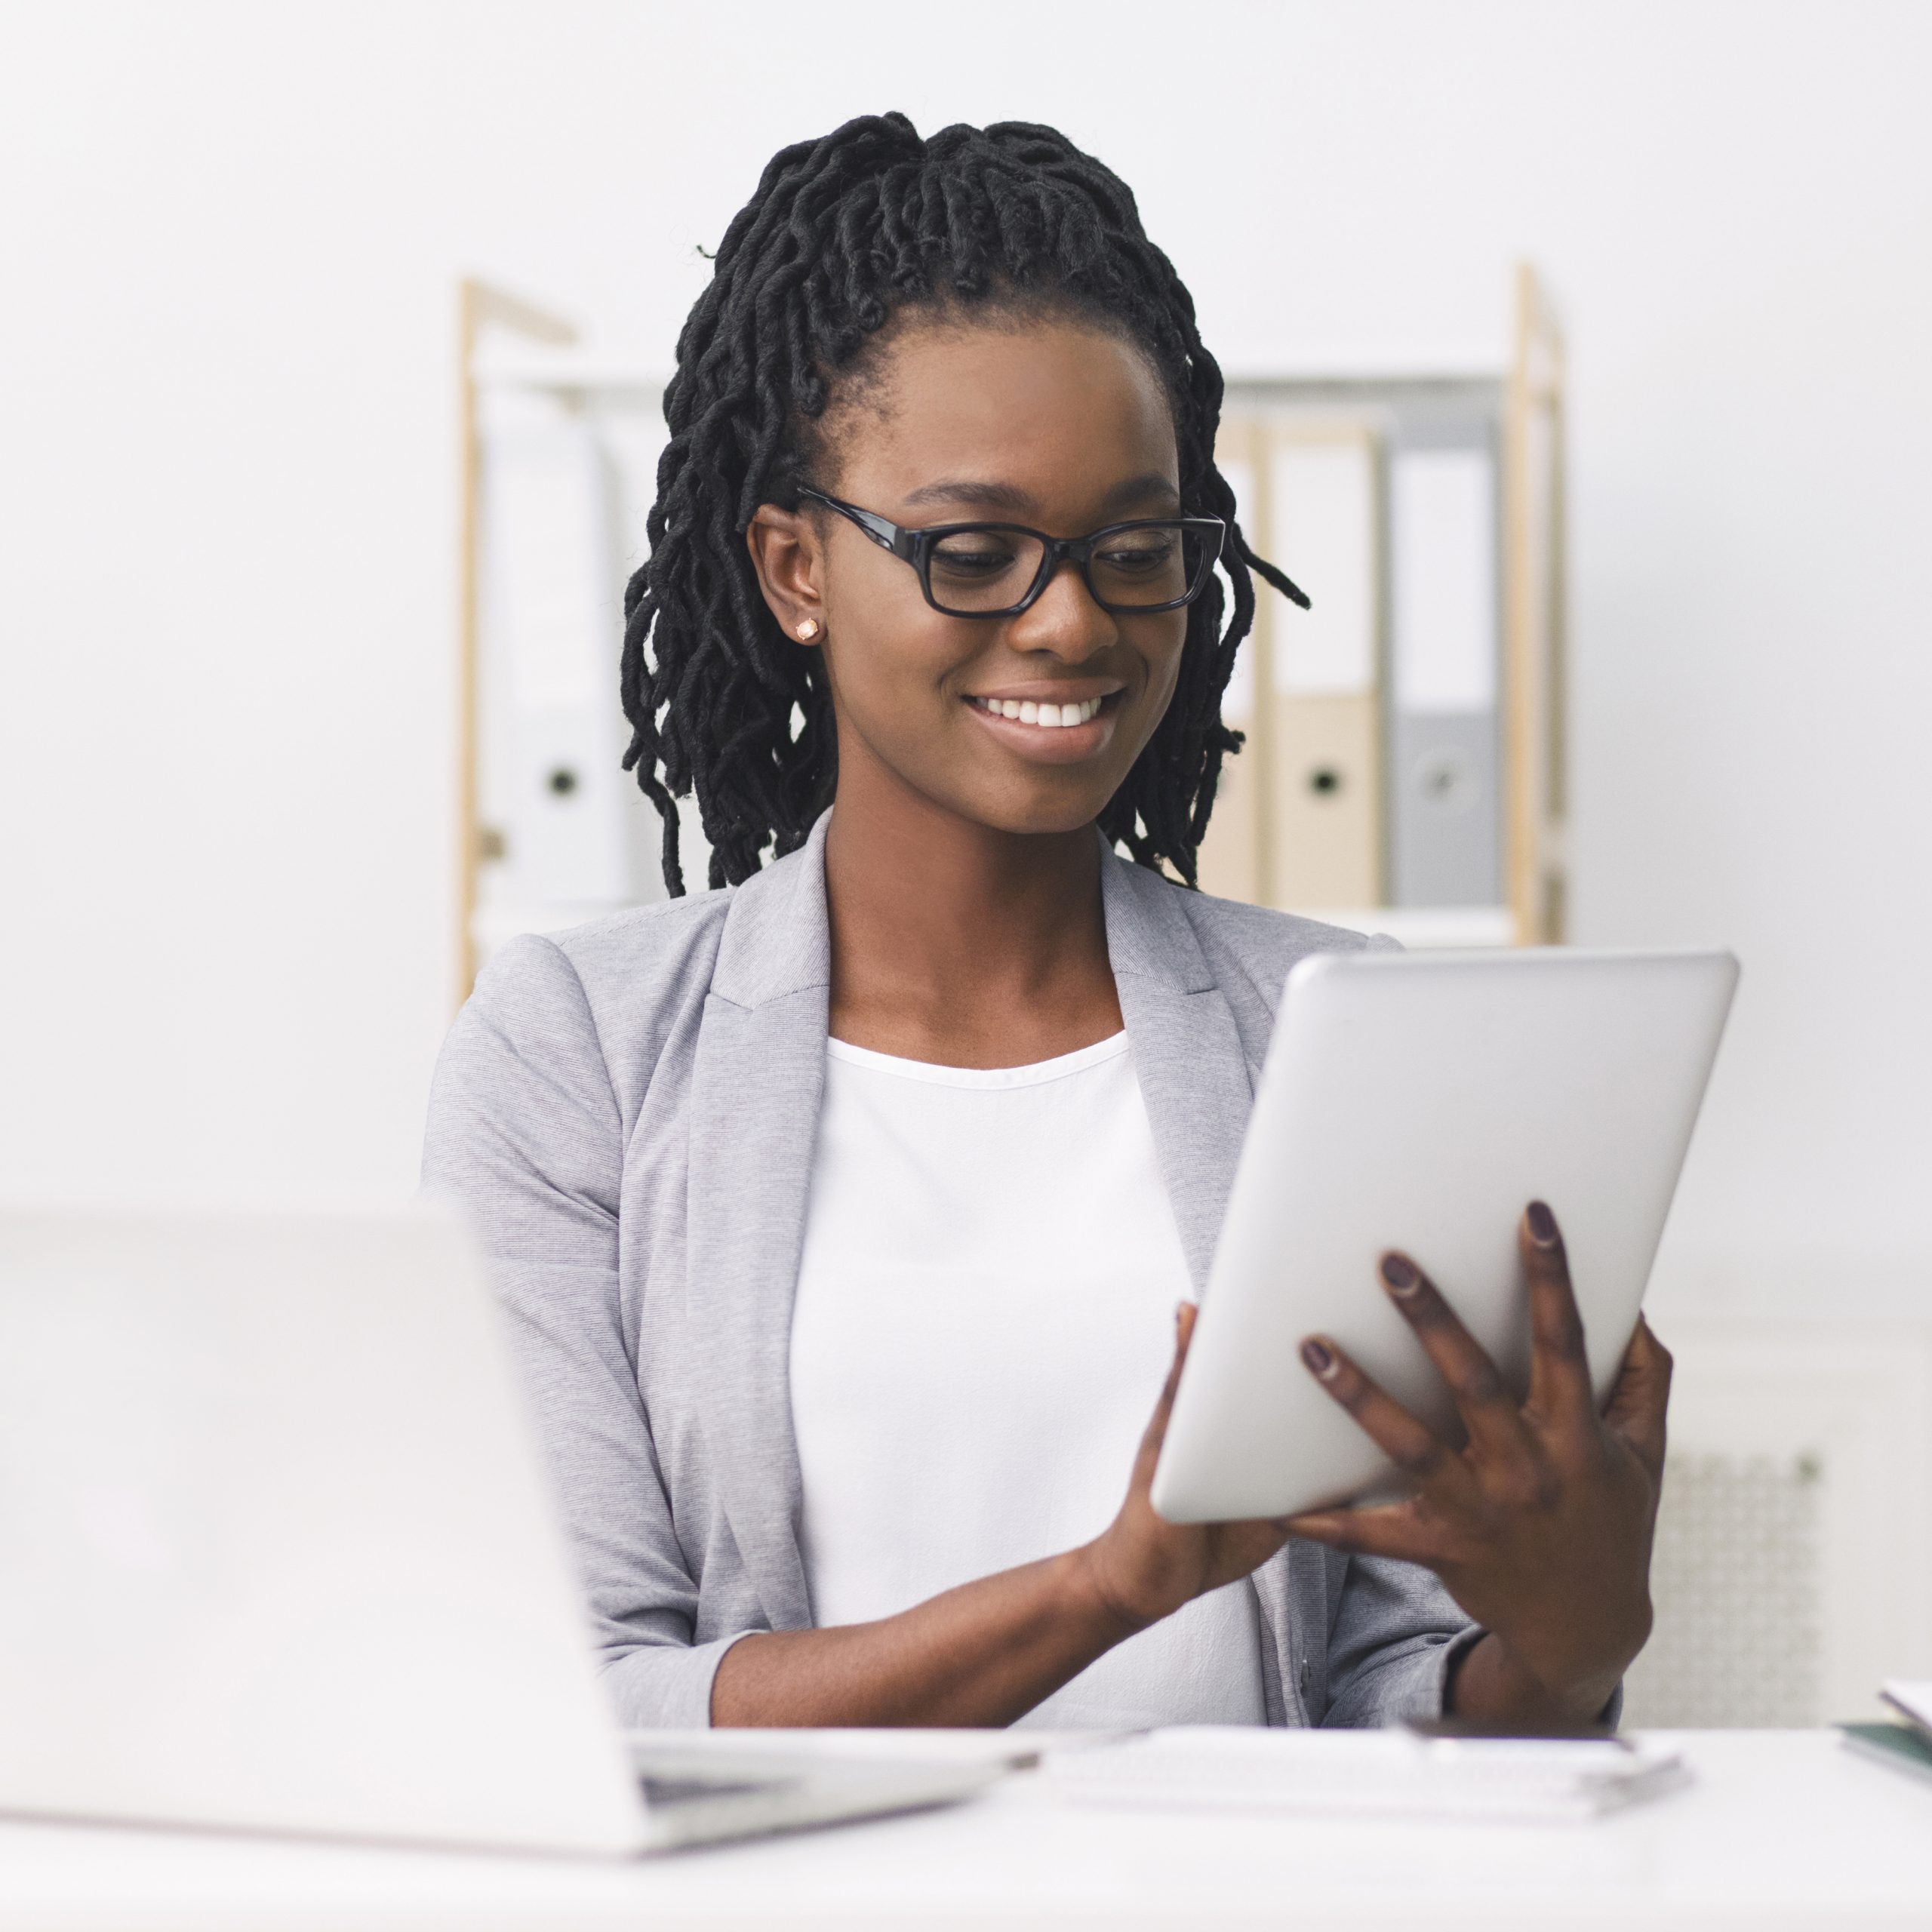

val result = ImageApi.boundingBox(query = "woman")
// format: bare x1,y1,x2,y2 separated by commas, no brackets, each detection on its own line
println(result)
424,114,1669,1731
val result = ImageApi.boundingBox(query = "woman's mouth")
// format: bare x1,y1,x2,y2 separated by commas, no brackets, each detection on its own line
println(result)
960,686,1123,762
964,694,1107,730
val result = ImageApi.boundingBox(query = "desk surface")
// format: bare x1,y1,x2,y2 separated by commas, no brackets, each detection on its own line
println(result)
2,1731,1927,1932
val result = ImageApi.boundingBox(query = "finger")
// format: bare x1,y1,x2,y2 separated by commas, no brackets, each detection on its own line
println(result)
1521,1201,1595,1423
1134,1301,1198,1468
1166,1300,1197,1398
1377,1251,1531,1463
1601,1316,1672,1481
1299,1337,1475,1506
1281,1499,1447,1565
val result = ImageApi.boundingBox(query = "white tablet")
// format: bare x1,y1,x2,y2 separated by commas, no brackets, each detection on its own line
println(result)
1150,946,1737,1524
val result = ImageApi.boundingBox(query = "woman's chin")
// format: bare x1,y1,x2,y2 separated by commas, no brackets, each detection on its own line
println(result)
951,785,1128,841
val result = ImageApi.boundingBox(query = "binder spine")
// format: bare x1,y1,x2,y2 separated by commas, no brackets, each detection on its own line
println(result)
1268,426,1383,912
1386,417,1504,910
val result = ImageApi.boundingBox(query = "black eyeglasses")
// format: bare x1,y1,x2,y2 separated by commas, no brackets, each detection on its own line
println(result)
798,488,1226,619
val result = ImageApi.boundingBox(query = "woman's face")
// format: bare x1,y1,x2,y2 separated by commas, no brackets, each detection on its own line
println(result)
749,316,1190,838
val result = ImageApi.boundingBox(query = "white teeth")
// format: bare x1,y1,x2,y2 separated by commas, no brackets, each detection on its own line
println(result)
974,695,1106,725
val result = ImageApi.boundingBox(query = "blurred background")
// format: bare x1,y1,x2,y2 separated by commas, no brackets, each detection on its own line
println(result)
3,1,1928,1722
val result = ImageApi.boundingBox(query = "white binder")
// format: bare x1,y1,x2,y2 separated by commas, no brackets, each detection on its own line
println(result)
476,395,656,938
1387,426,1502,907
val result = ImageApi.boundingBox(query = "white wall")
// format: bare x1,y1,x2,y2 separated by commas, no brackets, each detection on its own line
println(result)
4,2,1928,1303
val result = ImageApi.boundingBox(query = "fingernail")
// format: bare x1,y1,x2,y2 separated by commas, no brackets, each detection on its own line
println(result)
1380,1253,1420,1297
1300,1338,1337,1380
1527,1200,1559,1247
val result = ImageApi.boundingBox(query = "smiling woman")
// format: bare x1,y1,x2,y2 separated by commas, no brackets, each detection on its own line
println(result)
745,321,1221,877
423,112,1666,1736
620,115,1304,897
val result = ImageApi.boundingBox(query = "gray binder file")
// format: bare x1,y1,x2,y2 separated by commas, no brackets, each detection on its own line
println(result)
1387,426,1502,907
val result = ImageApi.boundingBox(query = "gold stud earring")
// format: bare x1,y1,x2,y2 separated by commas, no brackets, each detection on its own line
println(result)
795,618,822,641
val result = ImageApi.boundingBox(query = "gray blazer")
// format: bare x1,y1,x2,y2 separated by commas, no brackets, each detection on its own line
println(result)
421,812,1481,1730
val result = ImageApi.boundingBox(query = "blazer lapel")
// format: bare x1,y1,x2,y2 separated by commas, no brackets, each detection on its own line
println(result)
685,819,835,1630
1101,856,1256,1294
1104,854,1325,1724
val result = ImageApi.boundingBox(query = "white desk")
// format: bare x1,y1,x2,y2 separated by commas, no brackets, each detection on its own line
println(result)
1,1732,1926,1932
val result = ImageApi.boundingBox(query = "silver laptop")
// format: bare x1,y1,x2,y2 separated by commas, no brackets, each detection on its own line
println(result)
0,1207,1008,1854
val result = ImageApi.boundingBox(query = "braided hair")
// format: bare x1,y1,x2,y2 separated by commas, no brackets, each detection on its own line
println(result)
620,112,1305,894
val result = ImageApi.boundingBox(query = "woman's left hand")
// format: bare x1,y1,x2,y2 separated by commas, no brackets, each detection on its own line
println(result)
1285,1199,1671,1726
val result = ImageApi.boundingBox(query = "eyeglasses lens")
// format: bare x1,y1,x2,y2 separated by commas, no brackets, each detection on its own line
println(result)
1088,525,1202,610
926,531,1048,614
924,523,1209,617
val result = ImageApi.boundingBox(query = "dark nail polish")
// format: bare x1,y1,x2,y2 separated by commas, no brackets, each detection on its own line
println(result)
1380,1253,1420,1296
1527,1200,1559,1247
1301,1338,1337,1379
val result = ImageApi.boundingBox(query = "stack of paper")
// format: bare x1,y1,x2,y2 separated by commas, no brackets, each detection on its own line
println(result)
1044,1726,1686,1823
1841,1681,1932,1785
1883,1681,1932,1735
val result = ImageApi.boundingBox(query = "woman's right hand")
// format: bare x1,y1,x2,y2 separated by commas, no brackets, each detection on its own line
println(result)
1074,1303,1294,1634
715,1302,1289,1727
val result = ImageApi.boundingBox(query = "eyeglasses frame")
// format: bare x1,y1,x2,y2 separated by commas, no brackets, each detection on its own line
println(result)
796,487,1228,620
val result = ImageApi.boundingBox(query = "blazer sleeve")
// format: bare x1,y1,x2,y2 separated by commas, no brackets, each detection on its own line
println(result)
1322,1553,1626,1729
420,934,743,1728
1321,1552,1484,1726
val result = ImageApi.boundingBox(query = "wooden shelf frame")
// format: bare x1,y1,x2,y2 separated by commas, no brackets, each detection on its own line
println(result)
454,279,578,1010
1502,262,1568,943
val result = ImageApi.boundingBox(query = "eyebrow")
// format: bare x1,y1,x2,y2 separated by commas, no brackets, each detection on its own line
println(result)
900,478,1038,514
900,471,1182,518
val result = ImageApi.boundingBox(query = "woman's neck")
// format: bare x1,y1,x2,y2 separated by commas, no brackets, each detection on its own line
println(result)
822,773,1124,1069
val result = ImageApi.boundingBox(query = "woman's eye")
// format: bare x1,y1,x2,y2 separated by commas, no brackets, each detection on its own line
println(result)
1098,538,1175,574
931,540,1021,577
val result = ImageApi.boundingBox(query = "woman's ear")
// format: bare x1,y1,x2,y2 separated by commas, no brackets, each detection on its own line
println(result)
746,505,827,646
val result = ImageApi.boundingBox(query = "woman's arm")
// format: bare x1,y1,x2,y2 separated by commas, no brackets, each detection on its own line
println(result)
423,936,732,1727
428,939,1292,1731
713,1547,1130,1727
715,1306,1291,1726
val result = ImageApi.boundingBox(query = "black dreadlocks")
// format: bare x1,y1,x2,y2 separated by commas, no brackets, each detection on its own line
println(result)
620,112,1305,895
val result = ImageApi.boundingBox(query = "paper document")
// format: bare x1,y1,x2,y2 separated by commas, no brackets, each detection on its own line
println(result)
1044,1727,1687,1823
1841,1723,1932,1786
1881,1681,1932,1743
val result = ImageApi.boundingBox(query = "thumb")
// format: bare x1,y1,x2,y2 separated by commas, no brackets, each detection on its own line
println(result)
1138,1301,1198,1462
1602,1316,1672,1481
1164,1300,1198,1404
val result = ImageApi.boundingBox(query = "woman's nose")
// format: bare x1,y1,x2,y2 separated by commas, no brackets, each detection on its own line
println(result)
1007,558,1117,660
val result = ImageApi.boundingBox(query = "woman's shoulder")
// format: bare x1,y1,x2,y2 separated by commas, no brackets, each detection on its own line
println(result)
1179,882,1386,968
470,885,729,1001
1110,857,1394,1032
454,888,737,1091
1111,851,1383,974
1186,888,1390,1008
478,889,734,1006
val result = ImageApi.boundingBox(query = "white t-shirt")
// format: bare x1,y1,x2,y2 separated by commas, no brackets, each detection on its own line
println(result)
789,1030,1268,1729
